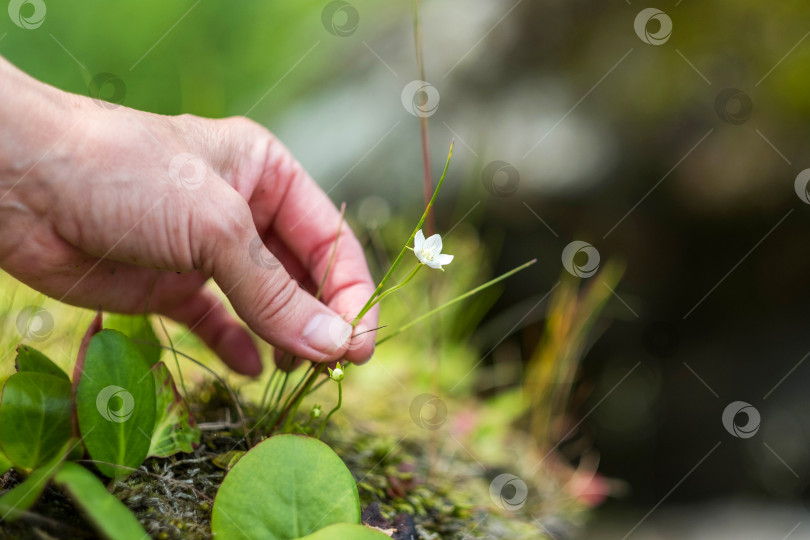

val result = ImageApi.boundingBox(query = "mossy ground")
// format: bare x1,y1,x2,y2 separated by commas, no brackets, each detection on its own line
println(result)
0,379,586,539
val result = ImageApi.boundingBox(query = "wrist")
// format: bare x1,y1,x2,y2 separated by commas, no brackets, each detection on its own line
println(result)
0,57,87,200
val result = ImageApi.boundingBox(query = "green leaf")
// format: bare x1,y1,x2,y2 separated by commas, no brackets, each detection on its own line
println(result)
0,441,71,522
75,330,156,478
297,523,393,540
104,313,161,366
54,461,148,540
147,362,201,457
14,345,69,381
0,372,72,469
212,450,246,471
212,434,360,540
0,451,11,475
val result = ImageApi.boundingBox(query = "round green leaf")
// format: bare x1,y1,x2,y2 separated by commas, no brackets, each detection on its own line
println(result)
14,345,69,381
297,523,393,540
104,313,161,366
0,372,71,469
75,330,156,478
212,434,360,540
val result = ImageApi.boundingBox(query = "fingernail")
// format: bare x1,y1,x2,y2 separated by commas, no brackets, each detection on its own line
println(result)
303,314,352,354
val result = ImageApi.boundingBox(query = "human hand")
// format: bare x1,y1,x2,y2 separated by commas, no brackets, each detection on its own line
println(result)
0,58,378,375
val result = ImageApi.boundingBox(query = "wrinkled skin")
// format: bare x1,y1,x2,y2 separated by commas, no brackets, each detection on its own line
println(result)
0,57,378,375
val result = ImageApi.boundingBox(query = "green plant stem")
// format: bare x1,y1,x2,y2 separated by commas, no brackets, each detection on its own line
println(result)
369,263,422,308
317,381,342,439
269,364,325,433
158,317,187,399
280,363,315,431
315,202,346,301
259,368,280,412
278,144,454,434
375,258,538,346
353,140,454,325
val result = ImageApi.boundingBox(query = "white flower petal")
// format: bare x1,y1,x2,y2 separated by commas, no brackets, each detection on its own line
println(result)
424,234,442,254
436,254,454,267
424,258,442,269
414,230,425,252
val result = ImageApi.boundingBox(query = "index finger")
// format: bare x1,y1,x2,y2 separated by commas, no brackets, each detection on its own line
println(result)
252,138,378,362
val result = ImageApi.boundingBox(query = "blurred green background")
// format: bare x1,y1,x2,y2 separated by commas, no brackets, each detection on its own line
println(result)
4,0,810,538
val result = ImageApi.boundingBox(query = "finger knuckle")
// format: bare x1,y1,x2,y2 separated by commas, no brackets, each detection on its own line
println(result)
257,275,299,327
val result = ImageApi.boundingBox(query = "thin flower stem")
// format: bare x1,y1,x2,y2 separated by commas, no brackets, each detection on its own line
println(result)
270,363,325,433
158,316,187,399
281,363,315,431
256,207,345,422
316,202,346,301
375,259,538,346
317,380,342,439
135,342,251,447
369,263,422,308
259,367,280,412
353,140,454,325
273,370,290,409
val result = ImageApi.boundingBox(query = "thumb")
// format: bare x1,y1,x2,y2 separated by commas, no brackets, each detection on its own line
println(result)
194,190,353,363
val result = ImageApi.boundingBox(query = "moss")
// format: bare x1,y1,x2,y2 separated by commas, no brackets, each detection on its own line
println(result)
0,381,579,539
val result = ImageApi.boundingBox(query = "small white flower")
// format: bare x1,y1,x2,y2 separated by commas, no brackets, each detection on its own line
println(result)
328,362,344,382
413,230,454,270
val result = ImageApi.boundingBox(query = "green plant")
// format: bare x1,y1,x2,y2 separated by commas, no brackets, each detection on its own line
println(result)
0,314,199,538
212,434,361,539
0,141,536,539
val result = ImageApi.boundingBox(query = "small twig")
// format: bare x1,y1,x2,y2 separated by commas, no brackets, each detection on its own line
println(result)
413,0,434,236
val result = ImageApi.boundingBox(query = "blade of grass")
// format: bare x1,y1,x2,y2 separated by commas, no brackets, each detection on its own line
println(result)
376,259,537,346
